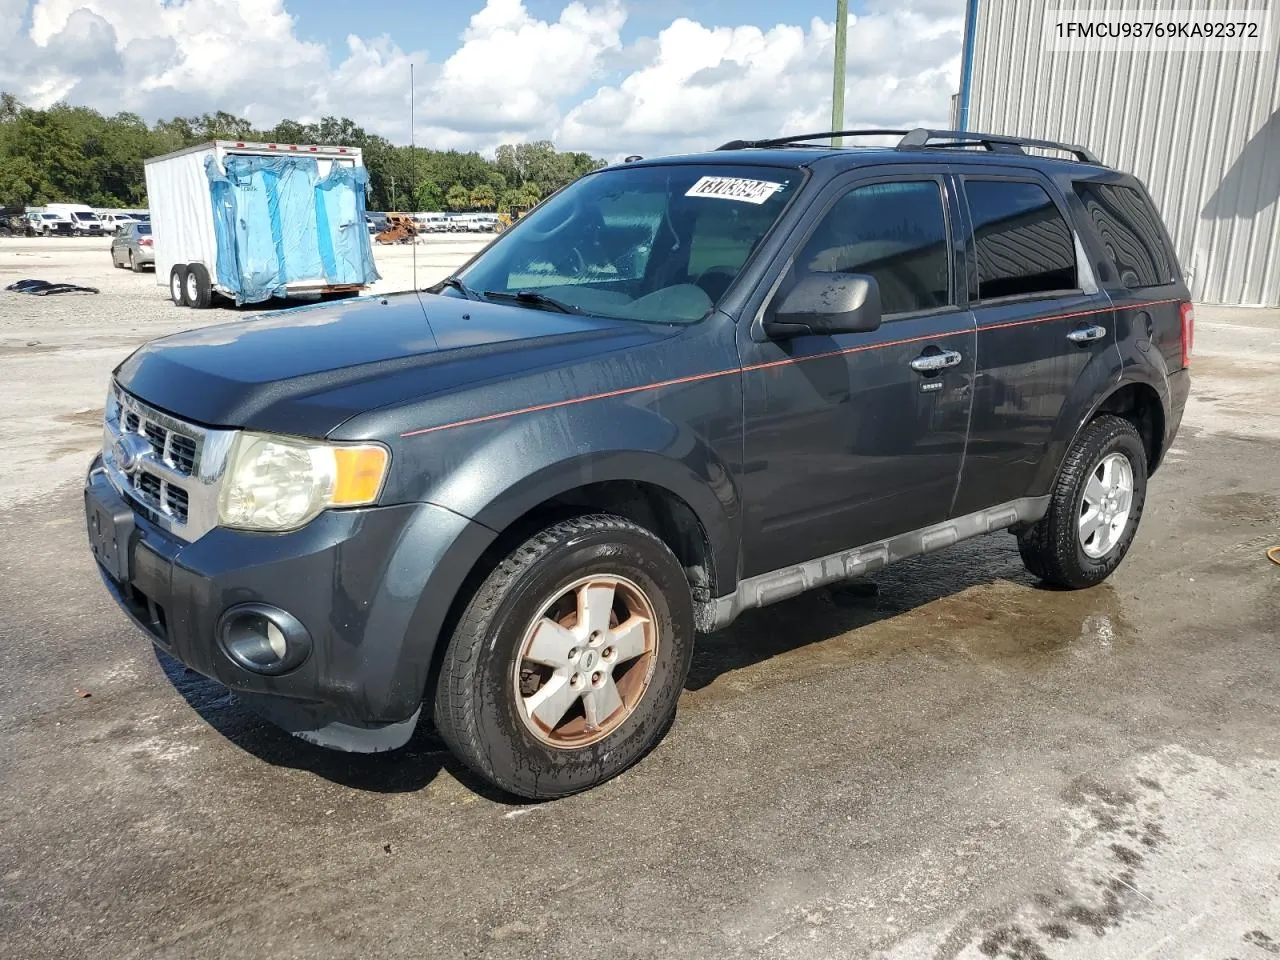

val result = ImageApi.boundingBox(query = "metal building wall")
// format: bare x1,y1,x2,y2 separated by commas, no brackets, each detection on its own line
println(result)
964,0,1280,306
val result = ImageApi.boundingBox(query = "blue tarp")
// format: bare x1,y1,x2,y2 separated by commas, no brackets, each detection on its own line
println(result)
205,155,380,304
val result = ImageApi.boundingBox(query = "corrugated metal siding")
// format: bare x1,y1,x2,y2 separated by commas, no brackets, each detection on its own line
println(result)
966,0,1280,306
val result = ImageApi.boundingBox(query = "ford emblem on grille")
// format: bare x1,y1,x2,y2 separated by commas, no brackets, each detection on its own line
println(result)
112,433,153,474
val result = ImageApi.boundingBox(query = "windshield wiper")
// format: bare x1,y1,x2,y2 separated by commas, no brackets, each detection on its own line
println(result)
483,289,583,314
436,276,481,300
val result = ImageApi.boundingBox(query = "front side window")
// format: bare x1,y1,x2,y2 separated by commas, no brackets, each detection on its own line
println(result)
965,180,1077,301
786,180,952,316
457,164,802,323
1072,181,1177,288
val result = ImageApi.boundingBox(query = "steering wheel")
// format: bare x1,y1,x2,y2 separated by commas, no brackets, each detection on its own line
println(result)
557,247,587,277
522,198,582,241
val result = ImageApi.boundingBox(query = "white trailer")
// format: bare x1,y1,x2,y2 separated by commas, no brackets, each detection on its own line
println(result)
143,140,380,309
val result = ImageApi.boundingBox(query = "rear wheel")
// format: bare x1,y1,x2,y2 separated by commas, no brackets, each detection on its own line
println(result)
434,514,694,799
183,263,212,309
1018,414,1148,589
128,250,143,273
169,265,188,306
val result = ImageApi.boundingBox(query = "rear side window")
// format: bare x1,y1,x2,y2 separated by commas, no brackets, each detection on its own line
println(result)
792,180,951,316
965,180,1077,301
1073,181,1177,288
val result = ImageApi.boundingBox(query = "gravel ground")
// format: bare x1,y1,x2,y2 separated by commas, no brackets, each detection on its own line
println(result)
2,238,1280,959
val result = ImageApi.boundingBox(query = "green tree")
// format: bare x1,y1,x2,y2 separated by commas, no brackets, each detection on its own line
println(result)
445,183,471,211
0,91,604,213
469,183,496,210
414,180,443,212
0,154,41,207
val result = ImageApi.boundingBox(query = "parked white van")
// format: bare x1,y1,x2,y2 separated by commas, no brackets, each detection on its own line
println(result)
44,203,105,236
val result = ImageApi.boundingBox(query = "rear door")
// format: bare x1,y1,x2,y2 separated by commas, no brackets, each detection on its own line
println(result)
737,167,977,577
1069,176,1188,375
951,170,1116,516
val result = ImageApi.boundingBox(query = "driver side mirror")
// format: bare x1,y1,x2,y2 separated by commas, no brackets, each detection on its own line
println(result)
763,273,882,339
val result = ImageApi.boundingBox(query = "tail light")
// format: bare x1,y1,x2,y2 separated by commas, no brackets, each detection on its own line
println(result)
139,238,153,247
1179,302,1194,368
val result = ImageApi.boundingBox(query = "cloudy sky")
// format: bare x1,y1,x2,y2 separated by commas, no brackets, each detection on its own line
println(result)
0,0,964,157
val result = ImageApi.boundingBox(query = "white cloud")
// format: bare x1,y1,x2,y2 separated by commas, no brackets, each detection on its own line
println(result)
0,0,964,157
558,5,964,157
421,0,624,133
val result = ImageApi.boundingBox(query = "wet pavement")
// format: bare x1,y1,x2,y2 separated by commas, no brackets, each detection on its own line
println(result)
1,308,1279,959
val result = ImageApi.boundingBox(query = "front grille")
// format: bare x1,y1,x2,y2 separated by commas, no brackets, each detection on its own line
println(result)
130,472,189,523
170,435,197,474
103,386,222,539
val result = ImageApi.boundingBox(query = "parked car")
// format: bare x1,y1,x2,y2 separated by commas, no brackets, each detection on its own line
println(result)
85,128,1192,799
35,211,75,236
99,212,139,229
110,222,154,272
45,203,105,236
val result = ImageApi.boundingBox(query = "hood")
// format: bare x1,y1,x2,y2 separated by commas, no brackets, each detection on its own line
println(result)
115,292,678,436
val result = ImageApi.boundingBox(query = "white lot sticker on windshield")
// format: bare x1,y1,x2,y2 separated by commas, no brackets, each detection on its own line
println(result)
685,176,784,204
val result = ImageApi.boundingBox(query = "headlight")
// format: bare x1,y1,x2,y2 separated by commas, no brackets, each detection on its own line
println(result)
218,432,390,532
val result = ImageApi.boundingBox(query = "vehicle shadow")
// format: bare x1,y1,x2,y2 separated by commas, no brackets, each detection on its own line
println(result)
151,646,515,802
152,532,1038,798
687,532,1037,691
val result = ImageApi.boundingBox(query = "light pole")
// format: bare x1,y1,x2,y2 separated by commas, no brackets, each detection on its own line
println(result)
831,0,848,145
389,175,396,211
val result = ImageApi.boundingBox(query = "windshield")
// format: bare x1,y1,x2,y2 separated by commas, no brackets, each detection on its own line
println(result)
457,164,802,323
136,223,152,235
72,211,99,221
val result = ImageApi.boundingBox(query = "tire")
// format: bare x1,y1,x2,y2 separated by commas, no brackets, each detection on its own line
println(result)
183,263,212,309
434,514,695,799
129,250,143,273
1018,414,1148,589
169,265,188,306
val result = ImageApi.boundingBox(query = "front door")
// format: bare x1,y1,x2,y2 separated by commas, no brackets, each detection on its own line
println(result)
738,171,976,579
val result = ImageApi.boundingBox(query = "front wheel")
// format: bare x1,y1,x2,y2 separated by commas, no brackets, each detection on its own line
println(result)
434,515,694,799
1018,414,1148,589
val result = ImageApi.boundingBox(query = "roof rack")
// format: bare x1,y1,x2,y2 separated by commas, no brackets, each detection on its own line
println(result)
717,127,1101,164
896,128,1101,164
717,129,909,150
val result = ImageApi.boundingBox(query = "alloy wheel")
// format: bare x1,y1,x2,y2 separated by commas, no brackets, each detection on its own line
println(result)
1079,451,1134,559
513,574,659,749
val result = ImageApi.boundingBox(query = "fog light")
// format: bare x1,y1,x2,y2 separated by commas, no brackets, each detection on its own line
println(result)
217,604,311,675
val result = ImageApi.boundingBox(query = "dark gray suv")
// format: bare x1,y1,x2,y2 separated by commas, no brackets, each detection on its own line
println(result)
85,128,1192,798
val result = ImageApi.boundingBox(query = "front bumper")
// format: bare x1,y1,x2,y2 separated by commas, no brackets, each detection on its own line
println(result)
85,459,494,751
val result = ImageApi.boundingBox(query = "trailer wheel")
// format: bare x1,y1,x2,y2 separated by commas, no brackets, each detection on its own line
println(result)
169,265,188,306
183,263,212,309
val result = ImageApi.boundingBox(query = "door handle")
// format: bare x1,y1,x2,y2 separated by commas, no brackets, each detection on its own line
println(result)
909,350,963,373
1067,324,1107,344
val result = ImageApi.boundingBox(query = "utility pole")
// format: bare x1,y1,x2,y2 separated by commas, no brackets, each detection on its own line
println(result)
389,175,396,211
831,0,848,146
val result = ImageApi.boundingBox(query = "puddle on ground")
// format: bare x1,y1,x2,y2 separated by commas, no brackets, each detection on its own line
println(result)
54,408,102,429
688,536,1129,697
1198,491,1280,524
